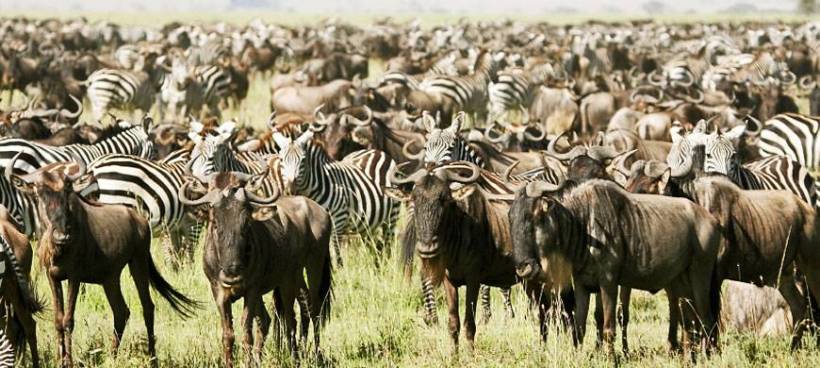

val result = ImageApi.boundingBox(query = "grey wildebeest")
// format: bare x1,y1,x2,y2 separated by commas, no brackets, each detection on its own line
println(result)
513,179,721,355
630,151,820,349
270,78,364,115
5,155,198,368
386,161,525,353
178,171,332,366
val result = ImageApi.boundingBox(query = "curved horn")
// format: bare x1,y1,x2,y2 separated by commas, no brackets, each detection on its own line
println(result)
66,153,86,181
312,104,326,122
614,149,638,176
503,161,520,182
387,161,428,186
683,89,704,104
781,71,796,85
647,70,665,86
484,126,509,144
178,180,220,206
348,106,372,127
434,161,481,184
587,145,619,161
545,133,587,161
402,139,425,161
525,180,560,198
798,75,817,90
245,181,280,206
523,125,546,142
60,95,83,119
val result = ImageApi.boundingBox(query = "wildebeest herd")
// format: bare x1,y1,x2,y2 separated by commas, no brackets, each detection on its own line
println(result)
0,15,819,367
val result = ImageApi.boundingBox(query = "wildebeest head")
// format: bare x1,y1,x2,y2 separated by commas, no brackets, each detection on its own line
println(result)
623,160,672,194
543,133,629,183
386,161,480,259
310,105,372,160
178,171,278,287
5,153,87,245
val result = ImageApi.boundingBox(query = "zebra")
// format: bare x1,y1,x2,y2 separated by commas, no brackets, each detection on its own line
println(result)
754,113,820,171
85,67,165,121
419,50,498,124
160,60,232,121
667,122,817,206
0,328,11,368
487,68,546,125
271,130,399,265
378,50,459,89
0,121,151,236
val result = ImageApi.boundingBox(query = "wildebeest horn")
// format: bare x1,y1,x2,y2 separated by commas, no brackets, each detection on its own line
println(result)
525,180,560,198
613,149,638,176
683,89,704,104
676,70,694,87
402,139,425,161
61,95,83,119
523,125,546,142
66,153,86,181
245,179,279,206
798,75,817,90
647,70,665,86
178,180,220,206
388,161,428,186
781,71,796,85
503,161,520,182
348,106,373,127
483,126,509,144
644,160,670,178
313,104,326,122
433,161,481,184
587,146,619,161
545,133,587,161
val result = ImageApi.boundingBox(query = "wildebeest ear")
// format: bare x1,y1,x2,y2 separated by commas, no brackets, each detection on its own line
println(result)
657,168,671,193
383,187,411,202
451,183,475,202
251,207,275,222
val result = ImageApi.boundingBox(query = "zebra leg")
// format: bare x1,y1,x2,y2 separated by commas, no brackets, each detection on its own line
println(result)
502,287,515,319
421,277,438,325
479,285,492,324
330,230,343,268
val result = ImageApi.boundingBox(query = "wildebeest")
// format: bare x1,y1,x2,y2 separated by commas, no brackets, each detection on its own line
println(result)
386,161,520,352
6,154,198,367
514,179,721,355
179,171,333,366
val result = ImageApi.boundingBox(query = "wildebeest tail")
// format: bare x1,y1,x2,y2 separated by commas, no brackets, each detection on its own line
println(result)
399,214,417,280
0,232,42,314
148,256,201,318
318,254,333,326
709,270,722,337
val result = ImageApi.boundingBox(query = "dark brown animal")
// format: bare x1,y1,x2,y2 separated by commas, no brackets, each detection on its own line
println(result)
6,155,197,368
179,172,332,366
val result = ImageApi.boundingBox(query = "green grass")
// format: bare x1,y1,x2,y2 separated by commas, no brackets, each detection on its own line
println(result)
23,232,820,367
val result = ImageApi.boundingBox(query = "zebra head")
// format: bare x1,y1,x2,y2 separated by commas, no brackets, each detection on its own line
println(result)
422,112,462,165
187,120,236,179
273,130,313,195
702,125,746,176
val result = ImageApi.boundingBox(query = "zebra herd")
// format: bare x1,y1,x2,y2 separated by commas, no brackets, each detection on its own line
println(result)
1,15,820,366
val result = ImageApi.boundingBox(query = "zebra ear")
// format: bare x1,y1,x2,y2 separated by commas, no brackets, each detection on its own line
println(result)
670,126,684,144
657,168,671,194
272,132,290,149
190,121,204,134
295,130,314,146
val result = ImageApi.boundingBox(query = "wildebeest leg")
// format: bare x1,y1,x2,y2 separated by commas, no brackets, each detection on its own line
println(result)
297,288,310,346
464,282,479,352
619,287,632,355
63,280,80,367
241,292,258,366
102,280,130,354
479,285,491,324
216,289,236,368
599,284,618,355
271,288,283,350
779,275,808,350
442,277,460,354
593,293,603,347
687,267,717,353
665,290,682,353
255,298,271,362
572,285,591,347
130,258,157,364
277,287,299,360
796,263,820,348
47,278,67,366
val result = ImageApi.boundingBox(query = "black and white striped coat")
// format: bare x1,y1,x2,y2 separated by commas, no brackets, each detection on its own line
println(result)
85,68,164,120
756,113,820,171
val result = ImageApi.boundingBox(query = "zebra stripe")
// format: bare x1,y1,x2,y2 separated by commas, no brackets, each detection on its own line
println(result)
487,69,542,122
757,113,820,171
420,52,496,117
195,65,232,104
86,68,161,120
0,328,12,368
